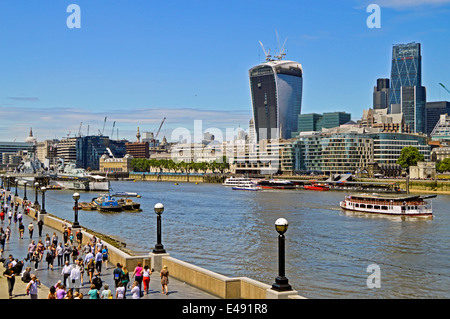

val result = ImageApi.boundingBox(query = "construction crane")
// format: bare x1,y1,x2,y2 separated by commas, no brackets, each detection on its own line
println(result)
274,29,287,60
78,122,83,137
439,83,450,95
111,121,116,139
259,41,272,62
155,117,166,139
101,116,107,136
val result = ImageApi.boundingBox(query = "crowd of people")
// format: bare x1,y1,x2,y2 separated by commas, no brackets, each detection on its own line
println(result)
0,189,170,299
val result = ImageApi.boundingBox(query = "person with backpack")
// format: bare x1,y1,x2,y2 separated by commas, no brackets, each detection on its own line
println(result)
113,263,123,288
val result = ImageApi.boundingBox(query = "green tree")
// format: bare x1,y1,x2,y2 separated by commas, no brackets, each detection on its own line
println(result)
397,146,424,172
436,158,450,173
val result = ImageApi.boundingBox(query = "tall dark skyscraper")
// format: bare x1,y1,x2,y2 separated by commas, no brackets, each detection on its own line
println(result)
373,78,390,110
249,59,303,141
426,101,450,135
390,42,422,107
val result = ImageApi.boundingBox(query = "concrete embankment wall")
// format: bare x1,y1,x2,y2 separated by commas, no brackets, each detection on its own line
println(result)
17,196,303,299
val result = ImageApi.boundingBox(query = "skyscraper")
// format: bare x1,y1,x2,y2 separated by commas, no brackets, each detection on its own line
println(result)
390,42,422,107
249,59,303,141
400,86,426,133
373,78,390,110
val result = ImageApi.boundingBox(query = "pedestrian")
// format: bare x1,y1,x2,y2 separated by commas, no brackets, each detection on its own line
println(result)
28,222,34,238
160,265,169,295
47,286,57,299
69,261,82,293
131,281,141,299
101,245,109,270
18,222,25,239
63,243,72,263
7,209,12,225
0,228,5,250
5,226,11,242
25,274,40,299
142,265,152,295
36,240,45,261
69,232,74,245
84,248,94,265
45,247,55,270
82,242,91,258
113,263,123,288
121,266,130,297
32,249,40,271
21,267,32,283
56,243,63,266
27,240,36,262
63,227,69,244
51,232,58,247
45,234,51,248
56,285,66,299
96,239,103,252
132,261,144,296
77,258,85,285
37,219,43,237
92,271,102,290
76,230,83,248
100,283,112,299
3,262,16,299
61,261,73,286
64,289,73,299
71,245,79,264
17,211,22,224
86,258,95,284
88,284,99,299
0,210,4,223
115,282,125,299
95,249,103,274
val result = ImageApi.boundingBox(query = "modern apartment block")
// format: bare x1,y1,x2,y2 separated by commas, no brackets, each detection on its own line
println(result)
296,112,351,134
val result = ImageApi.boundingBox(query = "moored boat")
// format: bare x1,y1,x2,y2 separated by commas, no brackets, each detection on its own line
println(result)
92,194,123,212
258,179,295,189
232,183,262,191
304,183,330,191
118,198,141,210
339,193,435,217
223,177,259,187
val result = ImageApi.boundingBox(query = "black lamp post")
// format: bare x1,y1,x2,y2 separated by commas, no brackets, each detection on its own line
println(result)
6,175,10,191
1,175,4,189
34,182,40,206
23,182,28,201
14,179,18,197
40,186,47,214
153,203,166,254
72,192,81,229
272,218,292,292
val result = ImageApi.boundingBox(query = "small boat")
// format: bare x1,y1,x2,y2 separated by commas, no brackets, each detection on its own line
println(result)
223,177,259,187
118,198,141,210
304,183,330,191
258,179,295,189
79,202,97,211
232,183,262,191
339,193,435,217
92,194,123,213
113,192,140,197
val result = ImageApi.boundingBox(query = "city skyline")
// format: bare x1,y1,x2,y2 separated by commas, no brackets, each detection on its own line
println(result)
1,0,450,142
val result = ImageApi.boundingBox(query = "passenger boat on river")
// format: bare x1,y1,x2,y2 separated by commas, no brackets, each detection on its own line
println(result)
339,193,435,217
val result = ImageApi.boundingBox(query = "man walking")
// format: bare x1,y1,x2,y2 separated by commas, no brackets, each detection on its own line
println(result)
28,222,34,238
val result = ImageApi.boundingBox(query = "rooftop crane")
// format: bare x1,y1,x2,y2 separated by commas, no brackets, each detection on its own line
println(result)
111,121,116,139
155,117,166,139
259,41,272,62
439,83,450,95
78,122,83,137
274,29,287,60
101,116,107,136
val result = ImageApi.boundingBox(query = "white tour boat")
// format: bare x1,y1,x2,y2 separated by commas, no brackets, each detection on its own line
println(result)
340,193,435,217
223,177,260,187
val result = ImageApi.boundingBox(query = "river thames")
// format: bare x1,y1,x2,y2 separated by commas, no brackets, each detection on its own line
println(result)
32,181,450,299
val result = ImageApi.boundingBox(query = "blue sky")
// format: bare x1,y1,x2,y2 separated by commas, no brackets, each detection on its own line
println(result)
1,0,450,142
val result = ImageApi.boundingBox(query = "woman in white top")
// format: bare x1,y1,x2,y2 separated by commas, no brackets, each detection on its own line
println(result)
115,281,125,299
131,281,140,299
142,265,152,295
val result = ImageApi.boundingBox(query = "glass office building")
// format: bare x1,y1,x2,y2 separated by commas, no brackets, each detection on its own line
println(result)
426,101,450,135
249,60,303,141
390,42,422,107
401,86,426,133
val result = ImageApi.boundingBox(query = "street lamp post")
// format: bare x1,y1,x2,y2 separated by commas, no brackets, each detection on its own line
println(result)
34,182,40,207
40,186,47,214
23,182,28,201
153,203,166,254
14,179,18,197
1,175,4,189
6,175,10,191
72,192,81,229
271,218,292,292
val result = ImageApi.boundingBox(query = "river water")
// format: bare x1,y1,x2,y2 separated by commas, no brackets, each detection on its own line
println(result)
30,181,450,299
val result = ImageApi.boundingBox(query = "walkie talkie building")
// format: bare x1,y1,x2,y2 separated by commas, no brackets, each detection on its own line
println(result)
249,60,303,141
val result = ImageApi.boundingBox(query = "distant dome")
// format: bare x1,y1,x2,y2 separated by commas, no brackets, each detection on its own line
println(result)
25,127,37,144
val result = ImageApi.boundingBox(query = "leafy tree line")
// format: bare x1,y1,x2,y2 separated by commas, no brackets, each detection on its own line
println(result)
396,146,450,173
130,157,229,174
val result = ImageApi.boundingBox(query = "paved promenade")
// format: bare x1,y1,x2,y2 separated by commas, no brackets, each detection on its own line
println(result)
0,208,218,299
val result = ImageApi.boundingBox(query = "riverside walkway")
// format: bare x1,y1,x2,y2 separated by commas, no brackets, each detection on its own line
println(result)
0,208,218,299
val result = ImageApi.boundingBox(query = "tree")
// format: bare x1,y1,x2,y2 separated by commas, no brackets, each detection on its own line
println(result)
436,158,450,173
397,146,424,172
